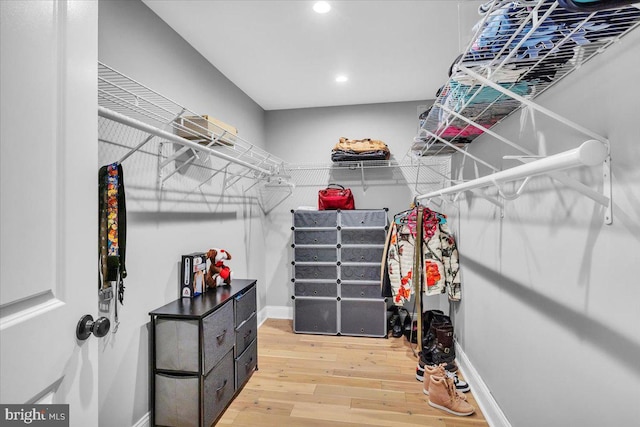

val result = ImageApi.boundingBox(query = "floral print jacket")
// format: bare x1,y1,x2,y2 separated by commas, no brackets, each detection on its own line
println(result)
385,208,461,305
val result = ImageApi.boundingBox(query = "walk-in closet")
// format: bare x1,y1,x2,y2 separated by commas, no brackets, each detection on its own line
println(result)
1,1,639,426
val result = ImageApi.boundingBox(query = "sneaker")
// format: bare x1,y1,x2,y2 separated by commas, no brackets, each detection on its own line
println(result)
419,362,470,394
428,375,475,417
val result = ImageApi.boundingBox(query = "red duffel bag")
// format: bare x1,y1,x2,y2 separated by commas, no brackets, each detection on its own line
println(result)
318,184,355,210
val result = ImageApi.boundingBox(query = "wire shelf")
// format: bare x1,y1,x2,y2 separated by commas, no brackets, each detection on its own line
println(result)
412,0,640,156
98,62,286,177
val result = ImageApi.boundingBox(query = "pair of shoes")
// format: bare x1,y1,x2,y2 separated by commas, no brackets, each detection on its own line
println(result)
388,314,403,338
419,363,470,395
428,374,475,416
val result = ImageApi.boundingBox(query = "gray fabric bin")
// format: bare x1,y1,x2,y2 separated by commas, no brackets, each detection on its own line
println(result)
340,210,387,227
293,211,337,227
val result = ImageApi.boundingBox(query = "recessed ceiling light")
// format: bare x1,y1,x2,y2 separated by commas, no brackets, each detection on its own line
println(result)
313,1,331,14
335,75,348,83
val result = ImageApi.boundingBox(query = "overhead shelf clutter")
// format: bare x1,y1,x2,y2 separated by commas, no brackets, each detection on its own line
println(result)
412,0,640,157
98,62,289,212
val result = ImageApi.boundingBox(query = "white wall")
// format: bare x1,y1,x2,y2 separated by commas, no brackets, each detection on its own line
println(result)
444,27,640,427
263,102,450,314
98,1,267,426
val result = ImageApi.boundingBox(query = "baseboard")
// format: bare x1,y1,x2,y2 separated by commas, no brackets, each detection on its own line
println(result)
455,342,511,427
132,412,150,427
258,305,292,327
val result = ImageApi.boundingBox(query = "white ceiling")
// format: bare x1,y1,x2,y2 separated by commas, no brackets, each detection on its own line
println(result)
142,0,486,111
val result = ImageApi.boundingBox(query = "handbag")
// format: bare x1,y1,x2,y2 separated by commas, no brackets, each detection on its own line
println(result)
318,184,355,210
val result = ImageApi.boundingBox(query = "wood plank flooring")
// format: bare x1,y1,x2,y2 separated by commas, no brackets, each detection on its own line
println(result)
218,319,489,427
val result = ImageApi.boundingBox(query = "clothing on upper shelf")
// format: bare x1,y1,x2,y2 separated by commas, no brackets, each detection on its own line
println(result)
384,207,461,305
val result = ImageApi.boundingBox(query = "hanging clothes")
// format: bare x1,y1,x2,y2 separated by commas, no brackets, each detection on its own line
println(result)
384,206,461,305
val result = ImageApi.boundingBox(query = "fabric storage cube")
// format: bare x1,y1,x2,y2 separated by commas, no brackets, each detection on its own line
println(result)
294,281,338,297
294,264,338,280
294,229,338,245
293,298,338,334
340,299,387,337
234,285,257,326
235,339,257,389
154,373,200,427
294,246,337,262
341,282,383,299
293,210,338,227
203,350,235,427
340,210,387,227
155,319,199,373
341,228,387,244
340,246,384,263
235,313,257,357
202,302,234,375
340,264,380,281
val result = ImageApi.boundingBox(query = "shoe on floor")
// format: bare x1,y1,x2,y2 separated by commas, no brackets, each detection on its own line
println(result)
428,374,475,417
418,361,469,393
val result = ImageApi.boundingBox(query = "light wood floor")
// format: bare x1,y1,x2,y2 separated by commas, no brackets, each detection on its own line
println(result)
218,319,489,427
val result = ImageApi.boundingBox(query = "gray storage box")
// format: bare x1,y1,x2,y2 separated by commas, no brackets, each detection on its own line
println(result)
340,299,387,337
341,246,384,263
341,282,383,299
294,264,338,280
294,246,338,262
341,228,387,245
340,210,387,227
155,373,200,427
294,210,337,227
294,229,338,245
235,339,258,389
293,297,338,334
341,264,381,281
294,281,338,297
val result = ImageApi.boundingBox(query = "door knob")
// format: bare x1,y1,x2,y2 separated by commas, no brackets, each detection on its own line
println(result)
76,314,110,340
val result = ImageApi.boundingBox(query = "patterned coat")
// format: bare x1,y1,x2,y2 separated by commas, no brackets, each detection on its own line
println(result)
386,208,461,305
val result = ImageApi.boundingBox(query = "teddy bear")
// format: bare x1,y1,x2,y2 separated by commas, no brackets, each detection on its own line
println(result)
204,248,233,287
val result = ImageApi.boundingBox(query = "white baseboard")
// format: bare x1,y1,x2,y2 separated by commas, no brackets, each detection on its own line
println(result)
258,305,292,327
132,412,150,427
455,342,511,427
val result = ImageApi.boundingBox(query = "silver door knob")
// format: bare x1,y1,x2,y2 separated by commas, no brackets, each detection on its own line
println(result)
76,314,110,340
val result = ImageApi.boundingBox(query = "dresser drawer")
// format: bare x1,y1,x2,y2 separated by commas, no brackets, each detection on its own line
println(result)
235,285,257,326
155,318,199,373
341,264,381,281
341,228,386,244
294,281,337,297
341,282,383,299
340,210,387,227
293,210,337,227
341,246,384,263
202,301,235,374
235,338,257,389
204,350,235,427
235,313,257,357
294,229,338,245
294,264,338,280
294,246,337,262
154,373,199,427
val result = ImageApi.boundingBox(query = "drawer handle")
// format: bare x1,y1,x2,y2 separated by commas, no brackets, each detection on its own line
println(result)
216,329,227,343
216,379,228,395
245,357,253,371
244,330,252,341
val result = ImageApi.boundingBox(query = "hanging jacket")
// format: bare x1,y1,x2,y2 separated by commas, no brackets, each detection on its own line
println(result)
385,207,461,305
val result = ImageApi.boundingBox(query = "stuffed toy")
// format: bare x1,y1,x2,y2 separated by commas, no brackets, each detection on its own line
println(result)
205,248,233,287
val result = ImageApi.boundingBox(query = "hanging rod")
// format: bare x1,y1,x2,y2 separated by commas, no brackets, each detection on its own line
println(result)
98,106,274,177
416,139,608,205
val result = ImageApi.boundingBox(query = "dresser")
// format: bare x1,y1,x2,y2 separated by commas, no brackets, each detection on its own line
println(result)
291,209,389,337
149,279,257,427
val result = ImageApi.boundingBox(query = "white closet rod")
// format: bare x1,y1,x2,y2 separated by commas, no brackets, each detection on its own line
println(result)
98,106,274,177
416,139,608,203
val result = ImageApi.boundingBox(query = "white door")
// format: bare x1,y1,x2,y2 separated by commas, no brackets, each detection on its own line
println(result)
0,1,99,426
